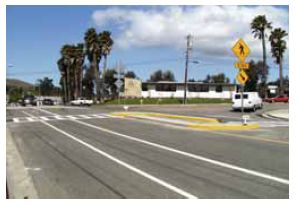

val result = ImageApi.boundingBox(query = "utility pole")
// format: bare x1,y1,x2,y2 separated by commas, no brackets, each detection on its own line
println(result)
183,34,193,105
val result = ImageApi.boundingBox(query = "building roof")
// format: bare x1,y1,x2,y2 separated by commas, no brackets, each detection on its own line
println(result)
143,81,237,86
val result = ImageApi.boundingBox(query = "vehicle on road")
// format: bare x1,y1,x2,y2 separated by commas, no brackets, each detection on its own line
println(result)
42,98,54,105
264,95,289,103
70,97,93,106
232,92,263,112
21,95,37,106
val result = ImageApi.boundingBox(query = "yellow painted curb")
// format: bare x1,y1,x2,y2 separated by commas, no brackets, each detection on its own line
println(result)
110,112,219,123
187,123,260,131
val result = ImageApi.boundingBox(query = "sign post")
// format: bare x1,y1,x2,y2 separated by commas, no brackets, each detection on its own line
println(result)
232,38,251,125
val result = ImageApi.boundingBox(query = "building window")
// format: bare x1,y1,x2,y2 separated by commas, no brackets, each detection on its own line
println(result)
188,84,209,92
142,83,148,91
215,85,223,92
155,84,177,91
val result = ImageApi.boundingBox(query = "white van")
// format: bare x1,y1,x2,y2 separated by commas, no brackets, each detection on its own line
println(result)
232,92,263,112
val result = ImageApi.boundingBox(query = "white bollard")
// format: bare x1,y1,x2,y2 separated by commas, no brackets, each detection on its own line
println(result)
123,105,129,111
242,115,250,125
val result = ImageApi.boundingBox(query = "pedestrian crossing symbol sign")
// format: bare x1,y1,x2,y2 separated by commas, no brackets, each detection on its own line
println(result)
232,39,250,62
236,69,249,85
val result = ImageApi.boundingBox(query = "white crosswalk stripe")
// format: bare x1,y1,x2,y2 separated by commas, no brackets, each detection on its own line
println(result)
225,120,289,128
11,113,113,123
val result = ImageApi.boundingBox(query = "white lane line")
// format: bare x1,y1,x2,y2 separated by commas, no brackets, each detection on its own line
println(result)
23,109,197,199
34,107,289,185
27,117,34,122
40,116,49,121
13,118,20,123
78,115,91,119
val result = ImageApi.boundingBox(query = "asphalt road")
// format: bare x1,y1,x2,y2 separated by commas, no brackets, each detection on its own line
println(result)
6,104,289,198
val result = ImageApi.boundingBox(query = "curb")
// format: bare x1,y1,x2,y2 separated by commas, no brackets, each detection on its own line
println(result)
6,127,38,199
187,123,260,131
263,109,289,121
110,112,220,123
111,112,260,131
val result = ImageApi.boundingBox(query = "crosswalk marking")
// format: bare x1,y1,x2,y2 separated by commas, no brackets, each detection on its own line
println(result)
13,118,20,123
54,116,64,120
227,120,289,128
11,113,113,123
78,115,91,119
91,114,107,119
66,115,78,120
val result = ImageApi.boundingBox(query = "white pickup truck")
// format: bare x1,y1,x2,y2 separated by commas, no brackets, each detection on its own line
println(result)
70,98,93,106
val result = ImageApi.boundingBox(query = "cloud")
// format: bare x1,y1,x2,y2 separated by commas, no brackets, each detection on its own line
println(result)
92,6,289,59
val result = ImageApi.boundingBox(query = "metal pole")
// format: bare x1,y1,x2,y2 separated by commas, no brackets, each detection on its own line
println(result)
183,34,192,105
241,84,245,125
117,61,120,105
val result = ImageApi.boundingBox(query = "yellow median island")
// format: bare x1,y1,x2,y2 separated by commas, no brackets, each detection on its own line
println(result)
110,112,260,131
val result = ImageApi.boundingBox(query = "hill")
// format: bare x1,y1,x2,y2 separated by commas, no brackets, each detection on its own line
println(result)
6,78,34,89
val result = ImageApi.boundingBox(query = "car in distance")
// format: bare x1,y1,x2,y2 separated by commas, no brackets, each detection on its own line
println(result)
70,97,93,106
264,95,289,103
42,98,54,105
21,95,37,106
232,92,263,112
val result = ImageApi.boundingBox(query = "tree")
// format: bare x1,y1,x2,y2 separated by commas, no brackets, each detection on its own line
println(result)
84,28,102,101
82,65,95,99
269,28,288,96
57,57,68,102
125,71,137,79
244,60,268,94
58,44,84,101
149,70,175,82
36,77,54,96
251,15,272,98
103,69,118,98
99,31,114,75
202,73,230,83
59,44,75,102
73,43,85,98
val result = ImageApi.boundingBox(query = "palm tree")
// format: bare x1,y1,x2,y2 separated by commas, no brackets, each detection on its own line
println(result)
73,43,85,99
251,15,272,97
60,44,76,101
269,28,288,96
57,57,67,103
99,31,114,75
84,28,102,102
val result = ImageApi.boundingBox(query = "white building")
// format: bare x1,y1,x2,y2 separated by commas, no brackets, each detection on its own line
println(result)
141,82,237,99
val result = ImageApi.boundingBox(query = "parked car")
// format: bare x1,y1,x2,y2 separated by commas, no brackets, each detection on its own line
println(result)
232,92,263,112
264,95,289,103
42,98,54,105
70,98,93,106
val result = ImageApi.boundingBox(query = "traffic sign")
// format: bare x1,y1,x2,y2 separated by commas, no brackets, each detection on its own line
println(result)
236,69,249,85
232,39,250,62
235,62,250,69
114,79,123,88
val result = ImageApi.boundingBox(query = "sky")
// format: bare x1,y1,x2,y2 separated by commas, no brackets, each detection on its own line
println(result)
6,5,289,86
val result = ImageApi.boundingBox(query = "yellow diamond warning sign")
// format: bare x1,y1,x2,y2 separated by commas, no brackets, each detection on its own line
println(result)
236,69,249,85
232,39,250,62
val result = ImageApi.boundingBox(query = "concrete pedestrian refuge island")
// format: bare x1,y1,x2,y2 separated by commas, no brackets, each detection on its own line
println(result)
110,112,260,131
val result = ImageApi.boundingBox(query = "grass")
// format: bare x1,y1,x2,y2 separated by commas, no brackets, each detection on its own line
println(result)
104,98,231,105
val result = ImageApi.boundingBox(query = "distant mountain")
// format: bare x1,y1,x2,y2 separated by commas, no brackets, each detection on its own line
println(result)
6,78,34,89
